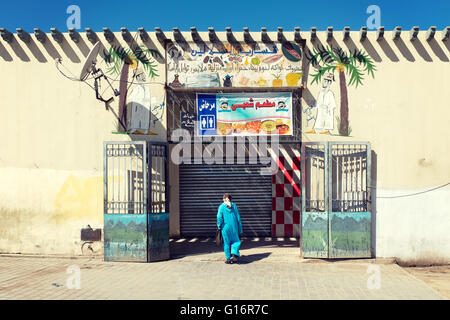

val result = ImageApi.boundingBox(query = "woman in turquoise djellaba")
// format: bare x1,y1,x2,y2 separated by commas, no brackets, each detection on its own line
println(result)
217,193,243,264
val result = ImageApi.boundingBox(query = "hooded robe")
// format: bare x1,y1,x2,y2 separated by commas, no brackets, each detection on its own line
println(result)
217,202,243,260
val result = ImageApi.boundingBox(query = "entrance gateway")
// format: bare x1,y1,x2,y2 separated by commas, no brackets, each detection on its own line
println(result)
102,141,372,261
164,36,306,243
103,141,169,262
101,36,373,261
301,142,372,258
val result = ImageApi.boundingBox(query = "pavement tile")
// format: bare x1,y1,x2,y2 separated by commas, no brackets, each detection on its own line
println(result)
0,240,447,300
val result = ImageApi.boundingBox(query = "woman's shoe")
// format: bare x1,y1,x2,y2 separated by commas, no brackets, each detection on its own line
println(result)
231,254,239,263
225,259,233,264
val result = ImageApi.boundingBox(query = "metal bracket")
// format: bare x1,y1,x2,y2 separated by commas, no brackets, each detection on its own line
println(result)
121,27,133,42
376,26,384,41
0,28,13,43
34,28,47,44
69,28,80,43
360,26,367,42
85,28,98,44
393,26,402,41
310,27,317,42
343,27,350,41
426,26,436,41
16,28,31,43
51,28,64,44
294,27,302,42
139,27,149,42
103,27,115,43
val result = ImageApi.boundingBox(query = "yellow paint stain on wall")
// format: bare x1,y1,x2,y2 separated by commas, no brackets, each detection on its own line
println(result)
52,175,103,224
52,175,127,224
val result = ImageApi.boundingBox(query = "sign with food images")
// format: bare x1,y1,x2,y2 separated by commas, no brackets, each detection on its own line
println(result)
167,42,303,88
196,92,292,136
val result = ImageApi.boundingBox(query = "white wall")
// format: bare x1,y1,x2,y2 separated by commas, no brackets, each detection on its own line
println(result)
375,186,450,264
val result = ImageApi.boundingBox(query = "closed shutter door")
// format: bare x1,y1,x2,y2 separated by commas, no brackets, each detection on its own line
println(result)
179,163,272,237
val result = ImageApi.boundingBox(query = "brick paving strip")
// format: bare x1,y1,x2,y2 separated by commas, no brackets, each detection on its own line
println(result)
0,238,447,300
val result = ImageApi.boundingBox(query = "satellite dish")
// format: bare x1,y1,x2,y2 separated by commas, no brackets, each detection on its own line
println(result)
56,40,121,122
79,41,101,81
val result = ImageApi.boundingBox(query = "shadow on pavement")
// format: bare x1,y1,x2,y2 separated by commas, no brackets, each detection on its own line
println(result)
169,237,299,261
236,252,271,264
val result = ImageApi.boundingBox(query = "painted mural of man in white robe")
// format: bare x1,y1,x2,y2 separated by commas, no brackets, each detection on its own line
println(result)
127,68,151,134
306,73,336,135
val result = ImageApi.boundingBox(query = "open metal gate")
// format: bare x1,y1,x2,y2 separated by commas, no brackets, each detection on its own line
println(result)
301,142,372,258
103,141,169,262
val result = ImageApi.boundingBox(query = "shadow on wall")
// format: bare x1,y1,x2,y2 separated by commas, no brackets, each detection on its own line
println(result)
302,88,317,110
304,31,450,68
427,38,450,62
56,34,81,63
376,38,399,62
6,37,31,62
0,39,12,61
0,30,169,143
1,29,448,66
126,103,166,142
360,38,383,63
0,29,166,69
23,38,48,63
40,36,62,60
328,36,383,63
74,36,92,57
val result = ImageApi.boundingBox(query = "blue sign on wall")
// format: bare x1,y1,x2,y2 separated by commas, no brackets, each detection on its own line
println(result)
196,92,293,136
197,94,217,136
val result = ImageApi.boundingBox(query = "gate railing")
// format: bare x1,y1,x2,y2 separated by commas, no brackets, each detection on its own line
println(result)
302,142,327,213
103,141,169,215
301,141,372,258
301,142,371,213
148,142,169,214
103,141,147,215
330,142,371,213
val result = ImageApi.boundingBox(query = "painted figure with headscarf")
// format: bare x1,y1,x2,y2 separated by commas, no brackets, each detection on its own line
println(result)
306,73,336,135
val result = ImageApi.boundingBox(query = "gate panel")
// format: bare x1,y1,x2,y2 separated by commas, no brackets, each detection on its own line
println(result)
103,141,170,262
104,214,147,262
104,142,147,215
104,142,147,262
329,143,371,258
301,142,372,259
147,142,170,262
301,143,329,258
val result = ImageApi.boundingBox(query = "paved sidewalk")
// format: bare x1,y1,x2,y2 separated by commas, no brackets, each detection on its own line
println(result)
0,238,446,300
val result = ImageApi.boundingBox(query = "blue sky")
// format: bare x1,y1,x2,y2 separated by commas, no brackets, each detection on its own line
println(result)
0,0,449,33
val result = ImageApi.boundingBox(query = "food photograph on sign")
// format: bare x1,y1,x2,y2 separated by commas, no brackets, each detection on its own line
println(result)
196,92,292,136
167,42,303,88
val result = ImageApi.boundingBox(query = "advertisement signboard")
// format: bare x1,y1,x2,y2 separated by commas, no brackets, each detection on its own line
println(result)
196,92,292,136
167,42,303,89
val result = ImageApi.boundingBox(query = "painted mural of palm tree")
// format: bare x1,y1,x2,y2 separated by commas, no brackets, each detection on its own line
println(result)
306,46,376,136
103,45,162,132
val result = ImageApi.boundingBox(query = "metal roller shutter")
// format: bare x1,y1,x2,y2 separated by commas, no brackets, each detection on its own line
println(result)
179,163,272,237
